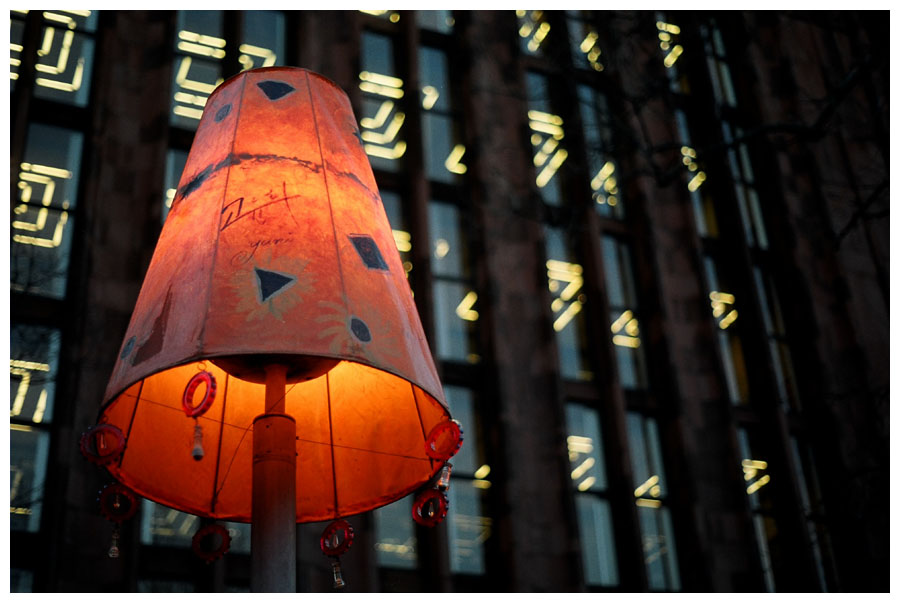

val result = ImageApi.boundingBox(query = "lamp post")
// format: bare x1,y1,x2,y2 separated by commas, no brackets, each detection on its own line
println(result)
94,68,451,592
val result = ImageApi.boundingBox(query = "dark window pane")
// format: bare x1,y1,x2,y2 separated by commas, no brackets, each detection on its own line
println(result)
575,495,619,586
162,149,189,223
433,280,480,363
10,427,50,532
417,10,454,33
374,495,417,569
140,499,197,548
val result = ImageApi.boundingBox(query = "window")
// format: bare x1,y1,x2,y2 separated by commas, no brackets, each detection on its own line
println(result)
170,11,285,129
359,31,406,172
429,201,480,364
578,85,623,219
516,10,552,56
444,386,491,574
737,428,777,592
526,72,568,207
10,324,61,532
703,257,750,405
140,500,251,554
12,124,84,299
565,402,618,586
627,413,680,591
545,226,592,381
601,237,647,390
10,10,98,106
419,46,466,184
374,494,418,569
417,10,454,34
566,11,604,72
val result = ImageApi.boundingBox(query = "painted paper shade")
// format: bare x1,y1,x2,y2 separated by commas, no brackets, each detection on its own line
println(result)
99,67,449,522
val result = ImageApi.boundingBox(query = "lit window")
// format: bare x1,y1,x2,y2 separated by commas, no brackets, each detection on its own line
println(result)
737,429,777,592
140,499,198,548
578,85,623,219
545,227,592,381
12,123,83,299
703,257,750,405
627,413,681,591
240,11,285,72
360,31,406,171
516,10,551,56
170,11,284,129
10,324,60,532
430,202,480,364
417,10,454,33
420,46,466,183
445,386,490,575
654,13,686,93
601,237,647,389
565,403,618,586
674,110,717,237
566,11,604,72
10,10,98,106
171,11,224,128
527,72,567,206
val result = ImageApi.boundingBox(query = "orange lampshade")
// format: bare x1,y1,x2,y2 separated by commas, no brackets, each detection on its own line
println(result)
98,67,449,523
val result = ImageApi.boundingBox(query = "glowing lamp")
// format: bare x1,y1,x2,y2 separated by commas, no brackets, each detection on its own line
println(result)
97,67,451,591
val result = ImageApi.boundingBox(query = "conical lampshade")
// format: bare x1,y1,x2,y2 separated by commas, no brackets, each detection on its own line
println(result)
98,67,449,523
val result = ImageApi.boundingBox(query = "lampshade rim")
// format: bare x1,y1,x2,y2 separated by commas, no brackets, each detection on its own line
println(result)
207,66,347,109
99,352,449,420
112,457,442,525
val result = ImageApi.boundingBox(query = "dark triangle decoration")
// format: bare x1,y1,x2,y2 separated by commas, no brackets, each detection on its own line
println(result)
255,268,296,302
257,80,296,101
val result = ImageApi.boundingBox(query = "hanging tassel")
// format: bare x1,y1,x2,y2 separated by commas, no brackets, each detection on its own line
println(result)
331,557,345,589
437,463,452,490
108,524,121,558
192,422,204,461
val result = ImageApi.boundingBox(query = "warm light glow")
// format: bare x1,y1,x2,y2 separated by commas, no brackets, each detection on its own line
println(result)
360,112,405,144
577,476,596,491
636,498,662,508
360,100,395,129
178,30,226,48
455,291,479,322
687,171,707,192
444,144,467,174
663,44,684,68
746,474,770,495
580,31,599,53
421,85,439,109
613,335,641,348
238,44,277,70
392,230,411,253
570,457,595,480
10,360,51,420
656,21,681,35
472,479,491,490
567,435,594,454
634,474,660,498
553,299,582,332
535,149,568,188
610,310,633,333
474,464,491,479
433,238,450,259
10,424,34,432
718,309,738,330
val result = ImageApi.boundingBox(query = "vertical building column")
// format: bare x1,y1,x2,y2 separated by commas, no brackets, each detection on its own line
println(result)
57,10,176,591
461,12,581,592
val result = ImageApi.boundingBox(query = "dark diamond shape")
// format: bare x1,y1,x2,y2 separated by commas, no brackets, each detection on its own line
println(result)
350,317,371,343
257,80,295,101
120,336,136,359
214,104,232,122
349,234,388,271
255,268,296,302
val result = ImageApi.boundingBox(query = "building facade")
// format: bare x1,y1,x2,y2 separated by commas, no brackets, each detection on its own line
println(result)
9,10,889,592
